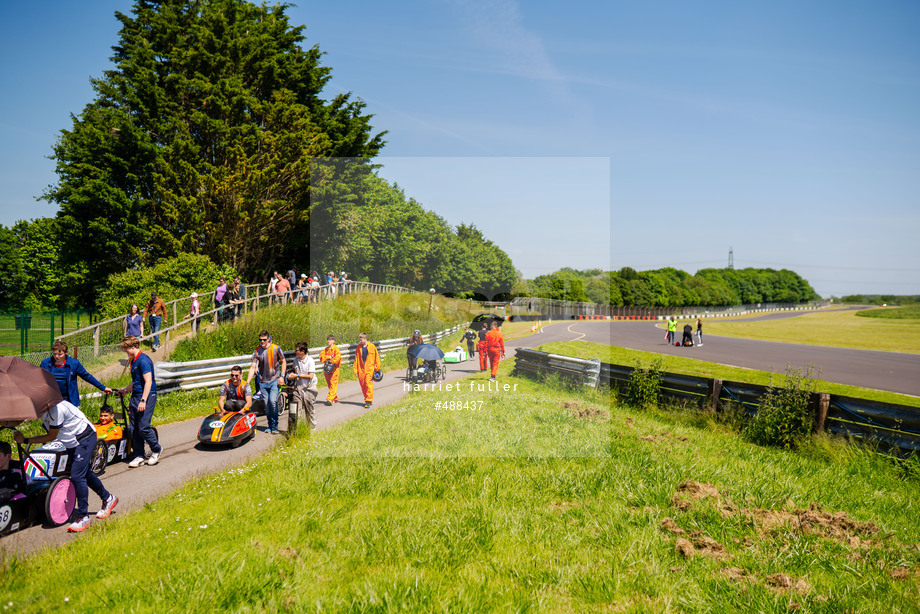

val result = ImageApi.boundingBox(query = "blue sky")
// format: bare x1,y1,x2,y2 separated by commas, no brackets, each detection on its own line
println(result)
1,1,919,297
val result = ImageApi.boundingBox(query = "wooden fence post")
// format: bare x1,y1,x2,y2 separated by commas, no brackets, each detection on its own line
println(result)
813,393,830,433
93,324,100,358
710,378,722,412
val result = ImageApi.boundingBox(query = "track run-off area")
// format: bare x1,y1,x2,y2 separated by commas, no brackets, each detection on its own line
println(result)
4,310,917,558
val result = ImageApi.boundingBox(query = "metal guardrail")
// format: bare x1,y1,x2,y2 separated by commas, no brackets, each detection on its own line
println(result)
516,350,920,455
513,348,600,387
155,324,463,392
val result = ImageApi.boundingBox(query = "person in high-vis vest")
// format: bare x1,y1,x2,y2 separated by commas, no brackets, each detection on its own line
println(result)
485,321,505,382
218,366,252,413
477,323,489,372
666,317,677,344
318,334,342,406
353,332,381,409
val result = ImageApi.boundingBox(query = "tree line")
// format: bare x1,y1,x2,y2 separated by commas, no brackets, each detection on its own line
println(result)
518,267,820,307
0,0,515,312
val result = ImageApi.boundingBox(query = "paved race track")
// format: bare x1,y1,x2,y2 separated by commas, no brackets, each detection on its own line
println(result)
535,320,920,397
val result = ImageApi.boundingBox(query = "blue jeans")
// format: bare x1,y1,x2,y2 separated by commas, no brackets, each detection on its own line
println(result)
149,315,162,347
260,379,280,431
71,427,111,518
130,391,161,459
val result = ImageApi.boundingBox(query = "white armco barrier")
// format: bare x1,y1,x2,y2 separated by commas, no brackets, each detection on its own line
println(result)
155,324,462,392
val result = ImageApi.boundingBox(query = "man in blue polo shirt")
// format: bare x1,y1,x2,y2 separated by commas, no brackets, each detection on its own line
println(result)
118,335,162,467
40,340,112,406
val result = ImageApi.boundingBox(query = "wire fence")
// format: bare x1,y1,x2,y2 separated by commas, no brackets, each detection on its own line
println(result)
0,310,95,360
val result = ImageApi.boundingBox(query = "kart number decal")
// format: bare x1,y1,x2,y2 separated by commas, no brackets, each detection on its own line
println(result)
0,505,11,531
43,441,65,450
107,444,117,463
119,440,126,457
209,421,225,429
246,414,257,428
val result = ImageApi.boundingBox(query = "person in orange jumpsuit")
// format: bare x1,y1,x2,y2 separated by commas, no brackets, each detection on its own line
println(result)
477,323,489,372
485,321,505,382
353,332,381,408
318,334,342,406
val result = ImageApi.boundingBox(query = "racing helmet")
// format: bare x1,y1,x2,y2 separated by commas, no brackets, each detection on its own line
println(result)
372,369,383,382
323,360,336,374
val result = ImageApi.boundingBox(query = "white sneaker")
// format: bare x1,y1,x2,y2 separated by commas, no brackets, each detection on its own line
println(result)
147,452,160,466
128,456,146,468
68,516,92,532
97,495,118,519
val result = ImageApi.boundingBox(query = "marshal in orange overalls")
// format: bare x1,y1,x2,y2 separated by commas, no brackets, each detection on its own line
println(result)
477,327,489,372
485,326,505,378
353,340,381,404
318,343,342,403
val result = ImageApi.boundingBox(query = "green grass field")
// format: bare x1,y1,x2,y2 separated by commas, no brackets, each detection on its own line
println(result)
3,359,918,612
695,309,920,354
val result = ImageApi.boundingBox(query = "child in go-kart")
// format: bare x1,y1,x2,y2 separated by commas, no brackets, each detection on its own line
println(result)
0,441,25,504
94,406,123,441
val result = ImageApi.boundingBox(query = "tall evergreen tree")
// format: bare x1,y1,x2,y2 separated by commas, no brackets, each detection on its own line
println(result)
44,0,384,306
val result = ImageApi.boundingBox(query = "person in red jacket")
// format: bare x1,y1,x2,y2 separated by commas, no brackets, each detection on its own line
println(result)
485,321,505,382
477,323,489,372
353,332,381,408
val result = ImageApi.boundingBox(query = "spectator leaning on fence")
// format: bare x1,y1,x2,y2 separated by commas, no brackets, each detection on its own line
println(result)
40,340,113,406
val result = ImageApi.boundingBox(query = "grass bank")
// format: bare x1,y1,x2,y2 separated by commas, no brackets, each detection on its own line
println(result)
169,291,479,361
534,341,920,408
3,361,918,612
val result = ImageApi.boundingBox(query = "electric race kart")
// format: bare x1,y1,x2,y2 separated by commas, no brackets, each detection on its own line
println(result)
197,406,257,447
89,393,160,475
1,427,76,537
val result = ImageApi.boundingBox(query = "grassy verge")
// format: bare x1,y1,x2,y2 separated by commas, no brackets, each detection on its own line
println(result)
696,309,920,354
533,341,920,408
3,360,919,612
169,292,479,361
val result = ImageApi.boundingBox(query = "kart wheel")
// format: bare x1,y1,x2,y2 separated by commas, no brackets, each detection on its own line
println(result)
278,391,288,415
91,440,107,475
45,477,76,526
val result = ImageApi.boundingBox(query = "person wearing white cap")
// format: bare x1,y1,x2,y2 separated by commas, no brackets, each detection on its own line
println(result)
188,292,201,333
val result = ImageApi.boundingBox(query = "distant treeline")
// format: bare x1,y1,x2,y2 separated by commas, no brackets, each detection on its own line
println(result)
516,267,819,307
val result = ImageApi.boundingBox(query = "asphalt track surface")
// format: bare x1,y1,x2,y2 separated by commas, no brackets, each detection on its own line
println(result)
562,318,920,397
4,316,917,557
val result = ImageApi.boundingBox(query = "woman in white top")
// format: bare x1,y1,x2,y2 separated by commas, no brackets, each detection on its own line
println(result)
7,399,118,532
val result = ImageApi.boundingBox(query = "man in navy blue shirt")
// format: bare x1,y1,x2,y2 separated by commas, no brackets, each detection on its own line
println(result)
118,335,162,467
40,341,112,406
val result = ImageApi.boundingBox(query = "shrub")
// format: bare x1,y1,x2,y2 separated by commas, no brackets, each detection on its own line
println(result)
624,358,662,409
97,253,237,319
745,364,818,449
